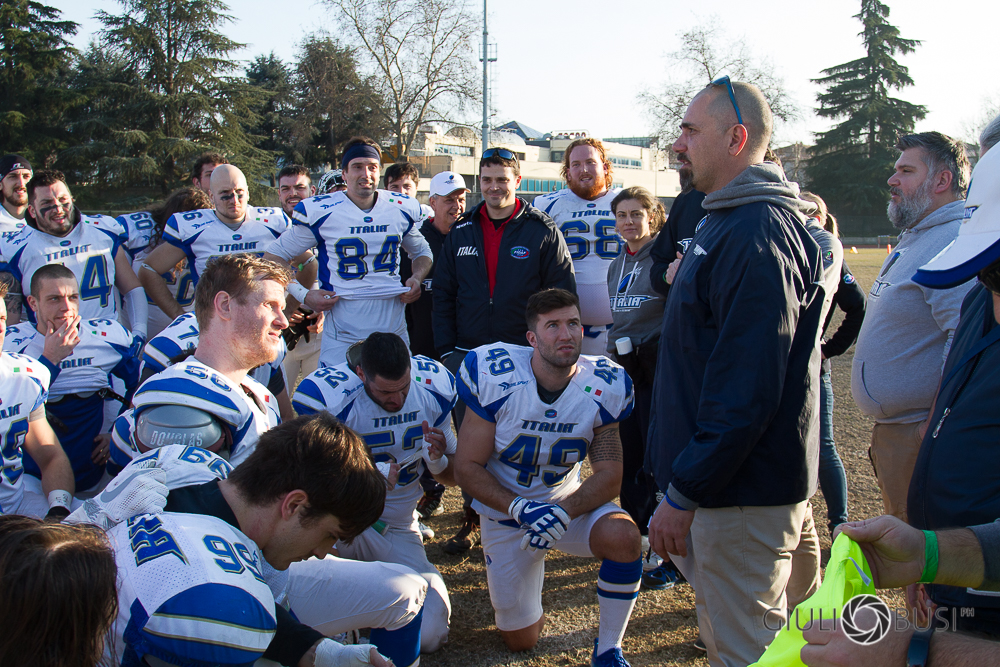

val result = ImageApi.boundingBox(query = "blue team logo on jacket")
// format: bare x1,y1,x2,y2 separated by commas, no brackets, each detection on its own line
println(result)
544,409,557,419
587,203,596,208
60,240,72,246
233,234,242,241
364,216,373,223
511,246,529,259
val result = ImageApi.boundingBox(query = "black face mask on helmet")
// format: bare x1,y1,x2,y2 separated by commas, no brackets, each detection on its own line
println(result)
979,258,1000,295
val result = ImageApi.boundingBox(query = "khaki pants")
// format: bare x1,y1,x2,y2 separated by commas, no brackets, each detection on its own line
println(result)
671,501,808,667
869,421,924,521
787,503,822,610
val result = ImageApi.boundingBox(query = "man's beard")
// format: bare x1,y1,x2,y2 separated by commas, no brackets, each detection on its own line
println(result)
887,178,933,230
1,187,26,208
567,171,607,200
678,165,693,192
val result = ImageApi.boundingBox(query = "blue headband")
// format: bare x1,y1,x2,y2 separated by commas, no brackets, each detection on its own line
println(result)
341,144,382,171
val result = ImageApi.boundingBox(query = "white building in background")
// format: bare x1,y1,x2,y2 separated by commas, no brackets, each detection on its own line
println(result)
402,123,680,204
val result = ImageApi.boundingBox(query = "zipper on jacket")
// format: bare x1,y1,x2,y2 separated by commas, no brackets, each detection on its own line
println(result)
931,408,950,439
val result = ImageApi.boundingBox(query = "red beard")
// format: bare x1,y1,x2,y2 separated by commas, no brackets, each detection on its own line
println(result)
567,172,607,200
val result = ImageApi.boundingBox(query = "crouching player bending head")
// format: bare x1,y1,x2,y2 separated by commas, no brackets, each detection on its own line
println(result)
455,288,642,666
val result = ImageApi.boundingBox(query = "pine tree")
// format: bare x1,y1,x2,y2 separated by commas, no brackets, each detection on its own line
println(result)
807,0,927,216
246,53,299,182
67,0,270,195
0,0,80,165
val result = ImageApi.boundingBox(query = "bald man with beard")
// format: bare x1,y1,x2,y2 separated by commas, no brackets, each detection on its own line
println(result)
140,165,312,321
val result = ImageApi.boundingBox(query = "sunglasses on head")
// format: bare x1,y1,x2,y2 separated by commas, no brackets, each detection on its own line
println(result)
481,148,518,162
711,75,743,125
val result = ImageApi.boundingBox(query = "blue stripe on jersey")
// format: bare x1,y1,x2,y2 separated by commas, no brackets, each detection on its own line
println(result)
111,414,135,467
292,378,325,408
93,224,123,258
543,197,559,215
124,586,274,666
291,400,317,416
145,335,185,372
137,377,243,416
424,388,457,428
311,224,333,291
457,377,510,423
335,397,359,423
7,244,25,283
463,351,479,396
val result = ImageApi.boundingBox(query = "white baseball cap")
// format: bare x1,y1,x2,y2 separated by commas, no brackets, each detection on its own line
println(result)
914,145,1000,288
429,171,470,197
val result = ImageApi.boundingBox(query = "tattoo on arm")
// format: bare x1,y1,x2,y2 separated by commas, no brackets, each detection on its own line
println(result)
588,427,623,464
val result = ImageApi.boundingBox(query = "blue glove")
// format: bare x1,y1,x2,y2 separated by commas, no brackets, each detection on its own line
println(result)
509,496,571,542
520,527,556,552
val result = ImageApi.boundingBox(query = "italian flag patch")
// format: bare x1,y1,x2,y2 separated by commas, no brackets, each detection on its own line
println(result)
585,386,602,397
415,376,432,385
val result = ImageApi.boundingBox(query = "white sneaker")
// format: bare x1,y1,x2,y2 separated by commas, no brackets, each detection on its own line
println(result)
419,521,435,541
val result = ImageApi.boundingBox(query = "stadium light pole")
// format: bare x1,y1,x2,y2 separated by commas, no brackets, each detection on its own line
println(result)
481,0,489,154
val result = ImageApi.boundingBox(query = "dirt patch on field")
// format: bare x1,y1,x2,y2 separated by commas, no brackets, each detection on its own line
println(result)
417,248,897,666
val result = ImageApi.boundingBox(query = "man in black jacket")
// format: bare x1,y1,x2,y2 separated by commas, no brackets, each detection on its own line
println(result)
433,148,575,553
649,186,706,297
646,79,824,667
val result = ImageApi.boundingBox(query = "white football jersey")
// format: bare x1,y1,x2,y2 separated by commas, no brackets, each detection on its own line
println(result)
115,441,233,487
161,207,289,283
458,344,633,521
0,206,27,242
4,318,141,399
130,358,279,467
0,215,126,323
292,356,457,527
534,188,621,285
267,190,430,297
141,312,286,388
107,512,277,666
119,211,196,334
0,353,49,514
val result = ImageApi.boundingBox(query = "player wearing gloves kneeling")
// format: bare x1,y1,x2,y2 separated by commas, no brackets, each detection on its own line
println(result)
455,288,642,667
293,332,458,653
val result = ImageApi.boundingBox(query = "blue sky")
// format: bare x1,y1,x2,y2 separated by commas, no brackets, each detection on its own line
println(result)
55,0,1000,146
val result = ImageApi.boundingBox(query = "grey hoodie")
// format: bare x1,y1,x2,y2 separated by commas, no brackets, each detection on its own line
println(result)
702,162,818,220
605,236,664,353
851,200,973,424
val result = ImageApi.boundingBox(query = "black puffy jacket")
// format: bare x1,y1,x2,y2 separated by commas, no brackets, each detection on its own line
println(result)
432,198,575,356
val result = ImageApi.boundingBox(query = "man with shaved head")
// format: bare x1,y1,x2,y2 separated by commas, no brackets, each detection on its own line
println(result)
645,79,825,666
139,164,311,320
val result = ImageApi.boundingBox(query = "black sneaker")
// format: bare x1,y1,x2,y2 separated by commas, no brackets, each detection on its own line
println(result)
417,491,444,519
443,510,480,554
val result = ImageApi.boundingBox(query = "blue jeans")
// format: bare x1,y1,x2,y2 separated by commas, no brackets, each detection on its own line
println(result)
819,370,848,528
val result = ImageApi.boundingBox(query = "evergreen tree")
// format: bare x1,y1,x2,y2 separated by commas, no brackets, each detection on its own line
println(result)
0,0,80,165
292,35,388,167
246,53,299,180
68,0,270,195
807,0,927,216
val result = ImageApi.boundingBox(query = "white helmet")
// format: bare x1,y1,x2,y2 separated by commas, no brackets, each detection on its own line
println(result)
317,169,346,194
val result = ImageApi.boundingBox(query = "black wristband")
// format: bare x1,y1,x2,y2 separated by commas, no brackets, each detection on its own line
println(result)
906,626,934,667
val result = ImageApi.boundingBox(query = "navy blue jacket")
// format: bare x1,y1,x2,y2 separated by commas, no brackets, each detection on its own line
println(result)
908,283,1000,614
647,201,824,508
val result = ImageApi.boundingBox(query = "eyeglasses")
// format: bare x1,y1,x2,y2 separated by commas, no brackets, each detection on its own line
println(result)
481,148,518,162
711,75,743,125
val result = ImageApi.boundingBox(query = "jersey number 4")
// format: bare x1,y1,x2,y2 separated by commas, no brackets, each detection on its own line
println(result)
498,435,588,488
81,255,112,308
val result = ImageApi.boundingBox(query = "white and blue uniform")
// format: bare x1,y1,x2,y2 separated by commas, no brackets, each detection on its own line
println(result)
292,355,456,652
107,424,429,666
0,353,49,516
0,206,27,241
0,214,127,324
4,318,141,492
265,191,433,367
141,312,287,392
114,358,279,468
118,211,195,337
161,206,289,284
458,343,634,631
107,512,278,667
534,189,622,354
